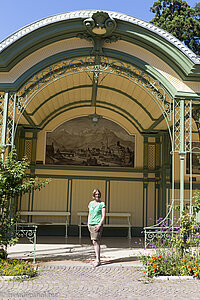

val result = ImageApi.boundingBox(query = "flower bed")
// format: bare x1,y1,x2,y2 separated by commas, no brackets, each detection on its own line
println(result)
0,259,37,277
142,200,200,279
141,252,200,278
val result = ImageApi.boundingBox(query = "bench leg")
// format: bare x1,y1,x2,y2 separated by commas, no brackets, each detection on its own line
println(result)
65,222,68,238
128,226,131,239
33,229,37,264
79,225,82,239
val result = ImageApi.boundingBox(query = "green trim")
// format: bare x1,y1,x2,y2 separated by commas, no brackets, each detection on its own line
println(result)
91,75,98,106
101,86,158,121
0,48,194,99
34,173,156,182
146,185,148,227
104,180,108,223
142,185,145,228
39,102,144,133
69,179,72,225
108,181,110,214
35,164,157,173
116,21,200,80
28,85,92,116
154,183,157,224
0,16,199,81
19,195,22,211
28,84,157,122
30,190,34,222
66,179,70,212
0,20,85,72
174,91,200,100
27,191,31,222
148,115,164,130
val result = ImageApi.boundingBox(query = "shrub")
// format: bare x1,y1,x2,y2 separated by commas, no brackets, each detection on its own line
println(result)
0,248,7,259
0,148,50,256
142,193,200,277
142,252,200,278
0,259,37,277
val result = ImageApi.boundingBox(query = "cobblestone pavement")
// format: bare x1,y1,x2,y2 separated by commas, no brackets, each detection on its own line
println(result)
0,263,200,300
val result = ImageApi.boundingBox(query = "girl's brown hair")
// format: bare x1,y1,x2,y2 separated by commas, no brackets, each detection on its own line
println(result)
92,189,101,199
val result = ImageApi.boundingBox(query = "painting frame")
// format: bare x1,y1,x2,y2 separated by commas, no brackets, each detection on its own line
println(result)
45,117,136,168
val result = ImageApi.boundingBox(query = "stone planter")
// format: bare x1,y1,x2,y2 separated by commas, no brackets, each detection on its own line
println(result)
0,274,30,280
153,275,195,280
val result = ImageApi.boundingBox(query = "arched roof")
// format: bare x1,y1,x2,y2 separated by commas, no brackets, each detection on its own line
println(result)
0,10,199,82
0,10,199,136
0,10,199,64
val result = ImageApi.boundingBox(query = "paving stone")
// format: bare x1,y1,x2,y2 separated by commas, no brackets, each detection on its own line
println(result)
0,263,200,299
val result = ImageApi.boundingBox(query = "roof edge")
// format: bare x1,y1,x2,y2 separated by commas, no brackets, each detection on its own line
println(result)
0,10,199,64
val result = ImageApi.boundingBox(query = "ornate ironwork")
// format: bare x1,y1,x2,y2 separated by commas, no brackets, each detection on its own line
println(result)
145,98,195,248
145,227,179,248
0,53,197,249
15,56,172,132
16,224,37,263
0,93,4,146
173,99,192,153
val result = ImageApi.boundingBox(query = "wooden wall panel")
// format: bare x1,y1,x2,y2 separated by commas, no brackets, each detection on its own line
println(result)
70,179,105,224
147,182,155,226
109,181,143,226
31,178,67,223
19,193,30,211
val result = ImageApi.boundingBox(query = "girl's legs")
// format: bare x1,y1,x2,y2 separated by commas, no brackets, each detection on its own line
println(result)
92,240,101,265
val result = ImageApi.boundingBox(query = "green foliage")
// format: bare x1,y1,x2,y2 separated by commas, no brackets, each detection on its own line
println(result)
150,0,200,55
0,148,50,252
0,259,37,277
141,200,200,277
0,248,7,259
193,190,200,213
171,212,200,254
142,252,200,277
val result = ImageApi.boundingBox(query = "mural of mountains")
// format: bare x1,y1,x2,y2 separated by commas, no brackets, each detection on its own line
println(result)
46,117,135,167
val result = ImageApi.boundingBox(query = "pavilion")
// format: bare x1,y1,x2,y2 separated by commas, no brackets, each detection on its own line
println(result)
0,10,200,236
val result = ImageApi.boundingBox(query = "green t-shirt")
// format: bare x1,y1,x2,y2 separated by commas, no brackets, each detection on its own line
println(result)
88,201,106,225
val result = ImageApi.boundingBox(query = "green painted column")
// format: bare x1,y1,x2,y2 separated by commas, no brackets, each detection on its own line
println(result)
179,99,185,216
155,135,161,223
143,135,148,226
161,132,171,218
1,92,9,159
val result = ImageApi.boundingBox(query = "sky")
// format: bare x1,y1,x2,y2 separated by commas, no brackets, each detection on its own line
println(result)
0,0,198,42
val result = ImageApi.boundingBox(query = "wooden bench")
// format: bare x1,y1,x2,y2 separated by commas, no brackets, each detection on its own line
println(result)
77,212,131,239
18,211,70,237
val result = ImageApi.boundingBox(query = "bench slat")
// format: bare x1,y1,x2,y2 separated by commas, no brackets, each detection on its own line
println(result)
77,211,131,239
77,212,131,217
18,211,70,237
80,224,130,227
19,211,70,216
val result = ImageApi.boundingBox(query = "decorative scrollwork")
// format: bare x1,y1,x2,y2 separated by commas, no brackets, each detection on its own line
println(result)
16,225,37,244
14,56,173,136
78,11,119,55
145,227,178,248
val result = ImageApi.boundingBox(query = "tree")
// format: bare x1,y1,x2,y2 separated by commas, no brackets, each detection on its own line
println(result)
150,1,200,55
0,148,50,257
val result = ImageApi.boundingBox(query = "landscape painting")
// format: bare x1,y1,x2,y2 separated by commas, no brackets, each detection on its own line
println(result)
45,117,135,167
